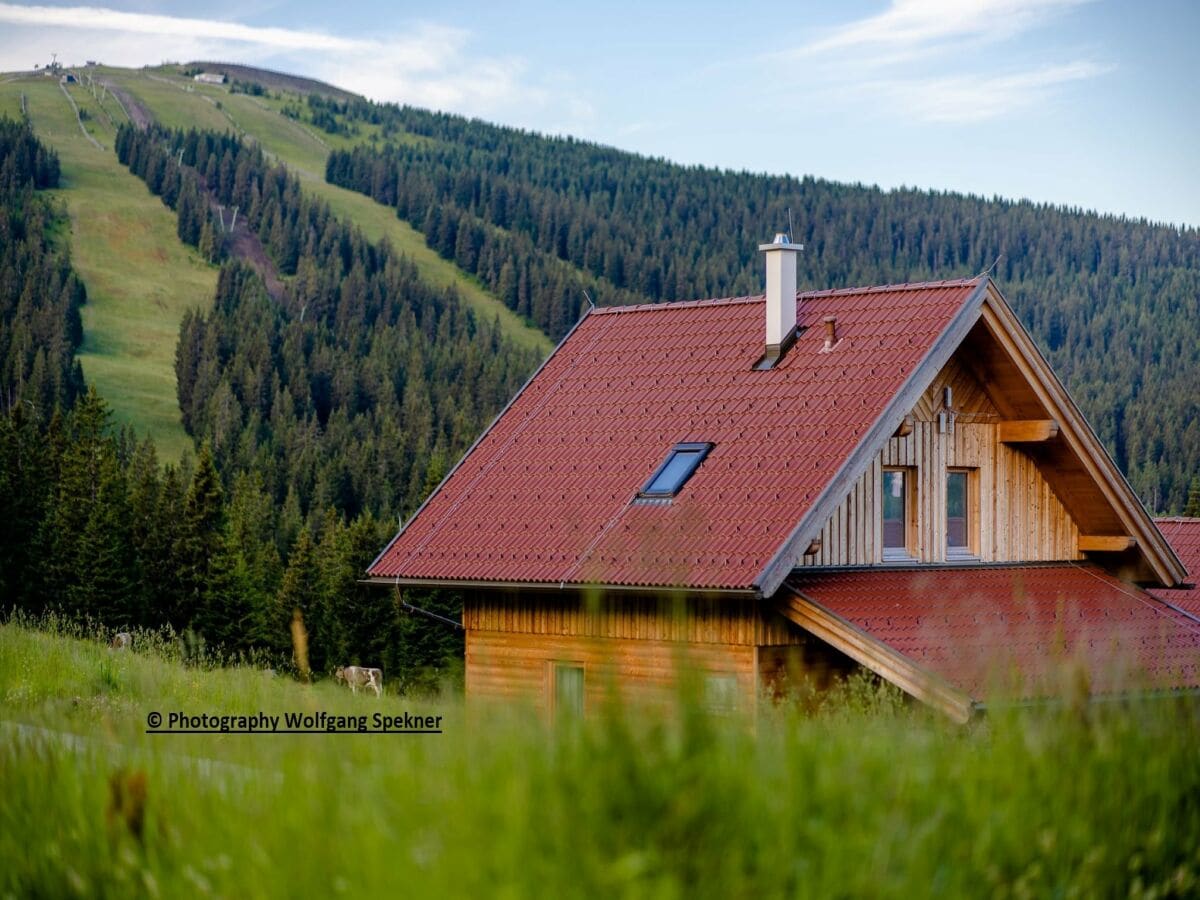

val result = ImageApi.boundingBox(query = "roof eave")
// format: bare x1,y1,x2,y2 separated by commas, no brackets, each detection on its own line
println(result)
361,575,760,598
978,292,1188,587
366,306,594,578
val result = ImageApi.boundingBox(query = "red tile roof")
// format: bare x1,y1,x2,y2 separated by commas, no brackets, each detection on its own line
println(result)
369,279,982,589
1149,518,1200,616
786,564,1200,702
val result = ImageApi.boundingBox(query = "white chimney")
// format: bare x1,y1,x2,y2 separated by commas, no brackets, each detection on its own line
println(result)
758,233,803,366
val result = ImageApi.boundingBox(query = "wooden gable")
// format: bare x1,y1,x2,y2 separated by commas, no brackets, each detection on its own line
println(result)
791,282,1186,586
798,347,1080,567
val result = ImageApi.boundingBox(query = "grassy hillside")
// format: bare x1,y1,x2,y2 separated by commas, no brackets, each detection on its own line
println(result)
0,64,548,462
103,67,552,356
3,620,1200,897
0,74,216,460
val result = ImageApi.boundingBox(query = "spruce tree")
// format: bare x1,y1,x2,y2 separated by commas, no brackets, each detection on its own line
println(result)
336,512,396,668
45,387,112,612
1185,477,1200,518
174,445,224,631
69,450,136,626
273,527,323,669
223,472,282,650
0,408,55,610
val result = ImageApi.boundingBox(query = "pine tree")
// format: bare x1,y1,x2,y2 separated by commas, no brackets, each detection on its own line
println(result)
312,508,349,668
1185,477,1200,518
174,445,225,631
0,408,55,610
336,512,396,668
45,387,112,611
273,528,322,667
223,472,283,649
198,218,218,262
69,450,136,625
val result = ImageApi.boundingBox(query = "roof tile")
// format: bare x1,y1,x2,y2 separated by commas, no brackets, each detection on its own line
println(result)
370,280,981,589
787,564,1200,701
1149,518,1200,616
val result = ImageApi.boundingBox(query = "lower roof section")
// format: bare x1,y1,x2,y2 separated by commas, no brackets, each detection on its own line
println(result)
1149,518,1200,616
782,563,1200,721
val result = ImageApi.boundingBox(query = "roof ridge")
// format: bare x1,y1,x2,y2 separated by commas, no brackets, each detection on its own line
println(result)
588,277,983,316
589,294,761,314
798,277,982,299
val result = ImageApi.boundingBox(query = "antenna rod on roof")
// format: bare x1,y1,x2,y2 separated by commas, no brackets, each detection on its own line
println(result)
397,597,464,631
786,207,795,244
979,254,1003,278
583,289,595,311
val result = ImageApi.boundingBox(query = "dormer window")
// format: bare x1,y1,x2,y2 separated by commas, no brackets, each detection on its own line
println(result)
639,443,713,498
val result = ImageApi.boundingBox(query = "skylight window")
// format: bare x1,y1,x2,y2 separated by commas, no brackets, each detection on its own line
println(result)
639,443,713,498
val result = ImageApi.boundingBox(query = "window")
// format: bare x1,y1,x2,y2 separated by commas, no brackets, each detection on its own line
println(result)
704,673,740,714
946,469,976,558
639,442,713,498
553,664,584,719
882,468,913,560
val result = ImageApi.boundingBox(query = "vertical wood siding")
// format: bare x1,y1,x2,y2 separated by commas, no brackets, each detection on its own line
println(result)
799,355,1080,566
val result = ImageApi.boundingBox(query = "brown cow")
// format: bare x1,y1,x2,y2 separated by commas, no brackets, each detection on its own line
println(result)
334,666,382,697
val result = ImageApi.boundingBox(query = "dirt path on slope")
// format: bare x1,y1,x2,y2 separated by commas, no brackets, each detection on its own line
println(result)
100,79,286,304
97,78,152,130
220,207,287,304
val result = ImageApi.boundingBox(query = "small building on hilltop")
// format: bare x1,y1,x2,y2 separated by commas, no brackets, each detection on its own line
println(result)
368,238,1197,721
193,72,226,85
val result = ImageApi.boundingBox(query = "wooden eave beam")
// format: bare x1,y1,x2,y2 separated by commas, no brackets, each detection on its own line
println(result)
1078,535,1137,552
998,419,1059,443
778,590,976,724
977,299,1188,587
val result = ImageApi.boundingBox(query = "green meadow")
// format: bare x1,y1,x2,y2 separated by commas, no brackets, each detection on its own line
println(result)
0,74,216,461
2,619,1199,897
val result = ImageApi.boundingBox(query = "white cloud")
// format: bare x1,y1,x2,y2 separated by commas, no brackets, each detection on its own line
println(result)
0,3,368,53
872,61,1111,123
771,0,1106,123
796,0,1091,56
0,3,590,129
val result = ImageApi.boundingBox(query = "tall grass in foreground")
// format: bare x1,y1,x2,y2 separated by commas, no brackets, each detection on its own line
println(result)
2,622,1200,898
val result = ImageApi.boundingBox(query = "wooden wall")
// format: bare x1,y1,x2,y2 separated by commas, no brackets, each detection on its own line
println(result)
464,592,807,712
464,593,801,645
467,631,756,715
757,642,859,705
799,355,1081,566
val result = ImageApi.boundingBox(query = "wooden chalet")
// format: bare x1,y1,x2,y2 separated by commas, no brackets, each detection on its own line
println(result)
368,237,1199,721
